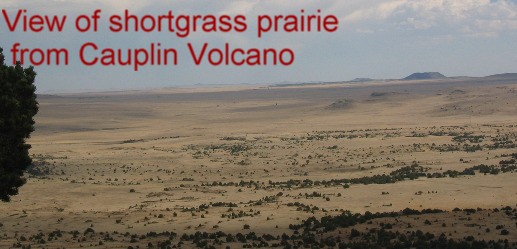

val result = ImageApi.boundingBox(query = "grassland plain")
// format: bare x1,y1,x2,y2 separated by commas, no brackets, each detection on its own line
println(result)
1,76,516,248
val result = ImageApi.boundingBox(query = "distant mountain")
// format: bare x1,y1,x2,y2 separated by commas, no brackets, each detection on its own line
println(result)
349,78,374,83
403,72,446,81
271,80,325,87
485,73,517,79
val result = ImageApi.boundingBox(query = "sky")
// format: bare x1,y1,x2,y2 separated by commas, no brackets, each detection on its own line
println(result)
1,0,517,93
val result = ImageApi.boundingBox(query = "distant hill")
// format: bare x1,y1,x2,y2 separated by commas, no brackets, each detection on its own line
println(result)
349,78,374,83
327,98,354,110
403,72,446,81
485,73,517,79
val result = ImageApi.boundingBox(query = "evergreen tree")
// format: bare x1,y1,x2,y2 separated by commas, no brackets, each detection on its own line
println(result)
0,47,39,202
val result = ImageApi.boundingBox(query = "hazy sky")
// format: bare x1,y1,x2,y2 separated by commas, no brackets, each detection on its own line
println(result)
1,0,517,92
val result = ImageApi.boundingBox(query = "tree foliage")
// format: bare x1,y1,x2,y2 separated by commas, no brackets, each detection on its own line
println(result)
0,47,39,202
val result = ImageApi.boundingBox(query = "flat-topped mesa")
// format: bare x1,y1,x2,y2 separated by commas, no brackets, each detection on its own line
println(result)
403,72,446,81
485,73,517,79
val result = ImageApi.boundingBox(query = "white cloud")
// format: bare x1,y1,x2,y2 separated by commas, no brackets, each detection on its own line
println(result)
2,0,516,37
219,1,259,15
341,0,517,35
344,0,408,22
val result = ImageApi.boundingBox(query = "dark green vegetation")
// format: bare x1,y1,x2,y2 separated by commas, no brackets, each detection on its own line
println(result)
201,158,517,190
8,207,516,249
191,125,517,192
0,48,39,202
